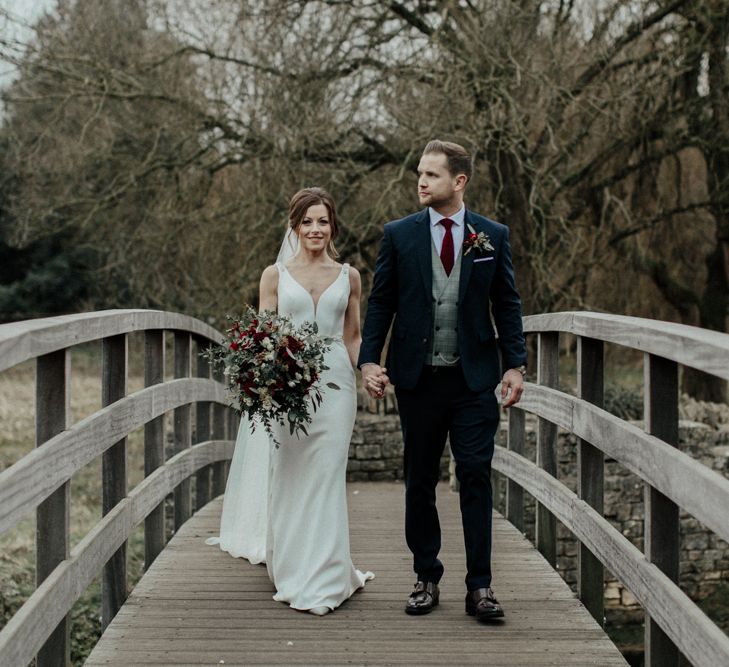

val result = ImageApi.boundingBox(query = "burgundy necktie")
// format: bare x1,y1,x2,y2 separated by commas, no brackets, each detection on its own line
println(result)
440,218,454,276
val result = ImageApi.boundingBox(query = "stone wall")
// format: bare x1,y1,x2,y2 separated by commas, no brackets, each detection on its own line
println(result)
348,395,729,625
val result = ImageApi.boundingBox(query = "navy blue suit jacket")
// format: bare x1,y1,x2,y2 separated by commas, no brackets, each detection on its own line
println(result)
358,208,527,392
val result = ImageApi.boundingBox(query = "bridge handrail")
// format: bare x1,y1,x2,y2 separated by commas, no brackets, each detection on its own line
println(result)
0,309,237,667
518,384,729,545
493,446,729,667
0,308,223,373
523,311,729,380
0,440,234,667
0,378,228,537
503,311,729,667
3,309,727,666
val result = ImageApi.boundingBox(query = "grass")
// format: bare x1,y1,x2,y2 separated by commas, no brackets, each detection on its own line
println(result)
700,583,729,630
544,338,645,420
553,336,646,392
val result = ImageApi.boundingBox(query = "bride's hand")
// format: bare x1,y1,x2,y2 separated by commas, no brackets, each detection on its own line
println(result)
362,364,389,399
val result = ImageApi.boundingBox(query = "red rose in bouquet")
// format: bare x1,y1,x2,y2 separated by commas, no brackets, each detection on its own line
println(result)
202,306,339,446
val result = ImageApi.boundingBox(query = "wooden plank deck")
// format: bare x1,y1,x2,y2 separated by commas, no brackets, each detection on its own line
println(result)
85,482,627,666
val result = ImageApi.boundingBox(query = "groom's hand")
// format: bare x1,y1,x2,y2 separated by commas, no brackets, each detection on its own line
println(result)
501,368,524,408
361,363,389,399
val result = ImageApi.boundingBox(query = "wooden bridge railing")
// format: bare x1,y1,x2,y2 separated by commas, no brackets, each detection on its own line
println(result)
2,309,728,667
496,312,729,667
0,310,238,667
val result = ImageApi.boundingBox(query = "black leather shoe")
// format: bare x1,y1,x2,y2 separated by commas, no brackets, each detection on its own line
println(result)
465,588,504,621
405,581,440,615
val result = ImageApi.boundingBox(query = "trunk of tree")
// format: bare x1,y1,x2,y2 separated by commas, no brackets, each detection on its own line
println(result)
486,144,545,314
684,13,729,402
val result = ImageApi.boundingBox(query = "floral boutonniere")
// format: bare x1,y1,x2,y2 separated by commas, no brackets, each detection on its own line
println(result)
463,224,494,255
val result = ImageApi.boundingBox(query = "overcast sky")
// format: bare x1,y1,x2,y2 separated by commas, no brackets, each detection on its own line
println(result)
1,0,53,28
1,0,55,87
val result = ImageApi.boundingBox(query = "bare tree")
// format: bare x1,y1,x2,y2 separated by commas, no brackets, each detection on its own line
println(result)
1,0,726,399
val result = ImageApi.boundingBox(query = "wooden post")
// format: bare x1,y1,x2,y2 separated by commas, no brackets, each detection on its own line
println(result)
644,353,679,667
36,349,71,667
101,334,128,630
194,338,212,512
506,407,525,532
536,332,559,566
174,331,192,531
144,330,165,568
212,365,228,497
577,336,604,625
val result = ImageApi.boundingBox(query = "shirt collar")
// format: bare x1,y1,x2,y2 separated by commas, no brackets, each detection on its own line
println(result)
429,205,466,228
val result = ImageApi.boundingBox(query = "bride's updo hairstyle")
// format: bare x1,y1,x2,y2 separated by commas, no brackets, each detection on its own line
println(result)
288,187,340,258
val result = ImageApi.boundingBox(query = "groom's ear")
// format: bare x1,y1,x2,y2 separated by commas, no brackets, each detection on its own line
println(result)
454,173,468,191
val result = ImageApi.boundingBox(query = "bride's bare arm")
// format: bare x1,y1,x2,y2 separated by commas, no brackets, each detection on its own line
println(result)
343,267,362,367
258,265,278,312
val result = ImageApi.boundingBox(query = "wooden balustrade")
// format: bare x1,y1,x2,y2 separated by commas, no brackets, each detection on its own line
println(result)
501,312,729,667
101,334,128,630
0,310,237,667
536,331,559,566
576,336,604,625
35,349,71,667
195,337,213,511
212,364,229,497
144,329,166,569
1,309,728,667
174,331,192,530
506,407,525,532
644,353,680,665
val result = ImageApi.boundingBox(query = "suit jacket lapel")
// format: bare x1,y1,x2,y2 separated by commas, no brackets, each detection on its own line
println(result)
415,208,432,299
458,209,476,304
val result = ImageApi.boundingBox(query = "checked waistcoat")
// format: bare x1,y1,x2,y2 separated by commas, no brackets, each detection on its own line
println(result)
427,240,461,366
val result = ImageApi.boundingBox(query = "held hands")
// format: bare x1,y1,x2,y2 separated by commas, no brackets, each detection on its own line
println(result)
500,368,525,408
362,364,390,399
362,364,522,403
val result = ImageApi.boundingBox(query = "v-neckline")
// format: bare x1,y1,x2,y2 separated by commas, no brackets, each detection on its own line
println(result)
284,264,344,317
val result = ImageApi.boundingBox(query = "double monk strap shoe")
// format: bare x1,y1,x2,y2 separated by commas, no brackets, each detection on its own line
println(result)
405,581,440,615
465,588,504,622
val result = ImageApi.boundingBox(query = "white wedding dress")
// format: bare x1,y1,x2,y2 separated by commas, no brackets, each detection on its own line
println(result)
207,261,374,612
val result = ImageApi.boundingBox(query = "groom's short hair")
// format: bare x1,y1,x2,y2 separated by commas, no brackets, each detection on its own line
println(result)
423,140,472,182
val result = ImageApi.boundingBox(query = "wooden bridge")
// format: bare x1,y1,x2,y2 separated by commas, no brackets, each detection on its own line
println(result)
0,309,728,666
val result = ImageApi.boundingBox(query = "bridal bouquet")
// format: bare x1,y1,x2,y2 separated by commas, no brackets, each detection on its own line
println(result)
203,307,338,445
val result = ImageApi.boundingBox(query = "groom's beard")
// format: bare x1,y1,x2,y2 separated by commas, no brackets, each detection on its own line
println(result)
419,192,458,210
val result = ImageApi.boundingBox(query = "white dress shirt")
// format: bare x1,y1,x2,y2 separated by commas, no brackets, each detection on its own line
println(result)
429,205,466,258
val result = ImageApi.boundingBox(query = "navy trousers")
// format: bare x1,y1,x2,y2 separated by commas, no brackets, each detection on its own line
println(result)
395,364,500,590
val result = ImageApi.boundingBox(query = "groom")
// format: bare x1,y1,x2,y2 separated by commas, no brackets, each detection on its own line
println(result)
358,140,527,622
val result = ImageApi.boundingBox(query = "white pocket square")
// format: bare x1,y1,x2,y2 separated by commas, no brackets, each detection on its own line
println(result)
474,257,494,263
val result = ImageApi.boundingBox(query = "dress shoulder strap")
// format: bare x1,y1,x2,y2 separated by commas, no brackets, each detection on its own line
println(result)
342,263,350,276
275,261,286,274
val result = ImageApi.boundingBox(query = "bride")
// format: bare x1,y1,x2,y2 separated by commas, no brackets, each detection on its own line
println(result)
207,187,374,615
